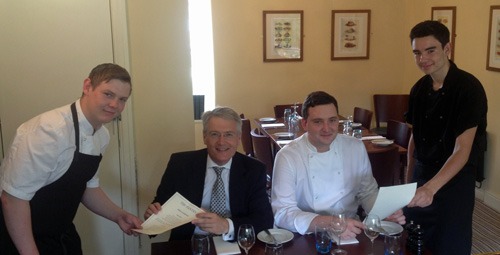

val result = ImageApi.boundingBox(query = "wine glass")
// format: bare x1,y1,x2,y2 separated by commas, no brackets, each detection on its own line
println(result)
238,224,255,254
363,214,381,255
329,212,348,255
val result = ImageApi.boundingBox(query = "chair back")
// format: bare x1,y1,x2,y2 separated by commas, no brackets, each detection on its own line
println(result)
274,104,303,119
386,119,411,149
353,107,373,130
373,94,409,128
368,146,400,187
240,117,254,156
251,128,274,177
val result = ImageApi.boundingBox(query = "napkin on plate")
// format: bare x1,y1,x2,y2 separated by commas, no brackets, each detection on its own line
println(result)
361,135,385,141
261,123,285,128
277,140,293,146
331,234,359,245
213,236,240,255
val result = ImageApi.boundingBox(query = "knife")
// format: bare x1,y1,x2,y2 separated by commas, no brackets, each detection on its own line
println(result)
264,229,279,244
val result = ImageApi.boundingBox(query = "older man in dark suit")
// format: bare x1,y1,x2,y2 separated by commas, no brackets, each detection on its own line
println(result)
144,107,273,241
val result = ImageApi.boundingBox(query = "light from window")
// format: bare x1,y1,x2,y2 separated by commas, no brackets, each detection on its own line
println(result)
188,0,215,112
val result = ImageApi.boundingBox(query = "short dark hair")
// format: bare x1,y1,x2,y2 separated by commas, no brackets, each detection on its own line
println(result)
409,20,450,48
88,63,132,89
302,91,338,120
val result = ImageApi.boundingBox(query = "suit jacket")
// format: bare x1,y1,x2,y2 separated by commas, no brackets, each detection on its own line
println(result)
152,149,274,241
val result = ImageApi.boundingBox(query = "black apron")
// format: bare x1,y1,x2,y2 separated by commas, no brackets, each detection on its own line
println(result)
0,103,102,255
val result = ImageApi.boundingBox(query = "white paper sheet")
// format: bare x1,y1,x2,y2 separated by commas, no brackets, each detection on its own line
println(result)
261,123,285,128
369,183,417,220
213,236,241,255
133,192,204,235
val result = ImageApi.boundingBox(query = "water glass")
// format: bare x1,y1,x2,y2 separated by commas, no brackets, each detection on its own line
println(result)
315,221,332,254
265,243,284,255
352,129,362,139
283,108,292,126
384,233,402,255
191,234,210,255
343,115,353,136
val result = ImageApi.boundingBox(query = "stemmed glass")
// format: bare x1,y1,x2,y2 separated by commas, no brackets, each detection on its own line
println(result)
329,211,348,255
363,214,381,255
289,103,300,133
238,224,255,254
330,212,347,255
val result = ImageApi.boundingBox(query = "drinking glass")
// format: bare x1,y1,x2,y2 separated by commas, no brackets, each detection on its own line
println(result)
315,221,332,254
363,214,381,255
283,108,292,127
191,234,210,255
343,115,353,136
265,242,284,255
238,224,255,255
329,212,348,255
289,104,300,134
384,233,402,255
352,128,362,139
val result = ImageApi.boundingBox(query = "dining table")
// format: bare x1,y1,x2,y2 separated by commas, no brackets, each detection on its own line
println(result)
151,229,431,255
254,117,407,156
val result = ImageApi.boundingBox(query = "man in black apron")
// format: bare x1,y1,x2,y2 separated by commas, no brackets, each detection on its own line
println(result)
0,63,142,254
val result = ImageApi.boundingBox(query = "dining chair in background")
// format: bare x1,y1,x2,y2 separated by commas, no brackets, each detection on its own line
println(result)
372,94,409,136
353,107,373,130
274,103,303,119
368,146,400,187
250,128,274,194
386,119,412,184
240,115,254,157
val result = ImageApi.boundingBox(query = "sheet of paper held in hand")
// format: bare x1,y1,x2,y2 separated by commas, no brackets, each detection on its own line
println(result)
133,192,204,235
369,183,417,220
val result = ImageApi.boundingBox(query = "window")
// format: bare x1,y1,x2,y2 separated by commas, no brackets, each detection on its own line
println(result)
188,0,215,117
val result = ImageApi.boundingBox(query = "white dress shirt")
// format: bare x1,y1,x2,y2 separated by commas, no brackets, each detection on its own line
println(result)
193,157,235,240
271,133,378,234
0,100,109,200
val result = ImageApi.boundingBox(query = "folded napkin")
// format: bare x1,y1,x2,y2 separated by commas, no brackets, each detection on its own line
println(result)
261,123,285,128
213,236,240,255
361,135,385,141
331,234,359,245
277,140,293,146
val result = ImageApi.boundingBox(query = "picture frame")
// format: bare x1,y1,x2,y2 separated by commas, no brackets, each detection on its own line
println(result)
486,6,500,72
331,10,371,60
431,6,456,61
263,10,303,62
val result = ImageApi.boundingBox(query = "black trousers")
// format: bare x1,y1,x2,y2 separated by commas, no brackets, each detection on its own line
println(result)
404,162,475,255
0,211,82,255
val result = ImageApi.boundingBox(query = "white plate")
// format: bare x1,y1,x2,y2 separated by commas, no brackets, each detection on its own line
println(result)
274,132,294,138
259,117,276,123
380,221,404,235
371,139,394,146
351,122,362,128
257,229,294,244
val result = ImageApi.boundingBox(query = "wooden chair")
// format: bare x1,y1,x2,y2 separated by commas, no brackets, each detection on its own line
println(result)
368,146,400,187
353,107,373,130
386,119,411,184
373,94,409,136
240,116,254,157
274,104,303,119
251,128,274,189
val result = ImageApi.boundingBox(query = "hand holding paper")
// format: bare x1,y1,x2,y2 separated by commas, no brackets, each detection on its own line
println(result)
369,183,417,220
133,192,204,235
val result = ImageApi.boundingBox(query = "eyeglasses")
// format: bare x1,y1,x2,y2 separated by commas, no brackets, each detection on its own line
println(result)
207,131,238,140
